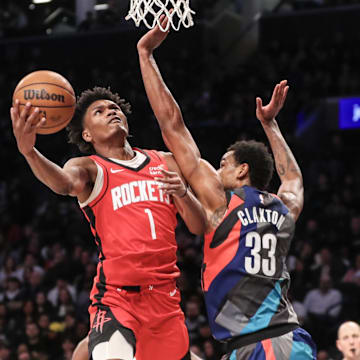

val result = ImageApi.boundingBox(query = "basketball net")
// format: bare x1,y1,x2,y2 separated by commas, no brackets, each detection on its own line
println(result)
125,0,195,32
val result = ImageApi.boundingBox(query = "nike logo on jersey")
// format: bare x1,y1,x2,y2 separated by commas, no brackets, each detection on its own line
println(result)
170,289,177,297
110,168,126,173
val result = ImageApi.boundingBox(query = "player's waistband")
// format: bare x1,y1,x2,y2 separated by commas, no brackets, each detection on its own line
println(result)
225,323,299,351
116,281,176,293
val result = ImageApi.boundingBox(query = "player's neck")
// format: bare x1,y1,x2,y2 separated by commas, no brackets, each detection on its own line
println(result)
95,140,135,160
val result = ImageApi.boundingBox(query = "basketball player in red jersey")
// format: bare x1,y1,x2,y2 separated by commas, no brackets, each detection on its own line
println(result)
10,84,206,359
137,16,316,359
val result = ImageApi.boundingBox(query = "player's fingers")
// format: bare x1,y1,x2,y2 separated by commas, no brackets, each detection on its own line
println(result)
23,107,39,133
159,168,178,177
35,117,46,131
20,102,32,124
256,97,263,111
11,100,21,126
271,84,280,104
28,107,41,126
282,85,289,105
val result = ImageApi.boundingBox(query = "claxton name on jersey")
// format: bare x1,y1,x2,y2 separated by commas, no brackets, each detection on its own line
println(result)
237,207,286,230
111,180,170,210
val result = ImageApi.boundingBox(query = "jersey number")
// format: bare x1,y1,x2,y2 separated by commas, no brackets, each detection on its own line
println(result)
244,232,277,276
145,209,157,240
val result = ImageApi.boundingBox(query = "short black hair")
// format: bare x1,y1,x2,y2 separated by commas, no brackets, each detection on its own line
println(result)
227,140,274,190
66,87,132,154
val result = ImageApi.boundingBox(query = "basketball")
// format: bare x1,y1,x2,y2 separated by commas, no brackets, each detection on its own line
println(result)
12,70,76,135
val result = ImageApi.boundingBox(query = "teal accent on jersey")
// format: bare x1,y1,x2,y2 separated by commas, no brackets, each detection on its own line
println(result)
240,280,283,335
289,339,314,360
230,351,237,360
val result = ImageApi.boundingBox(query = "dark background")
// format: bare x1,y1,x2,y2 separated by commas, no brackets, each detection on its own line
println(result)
0,1,360,359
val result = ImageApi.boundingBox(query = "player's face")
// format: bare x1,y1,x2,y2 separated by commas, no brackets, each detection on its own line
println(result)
337,324,360,359
83,99,129,140
217,151,239,190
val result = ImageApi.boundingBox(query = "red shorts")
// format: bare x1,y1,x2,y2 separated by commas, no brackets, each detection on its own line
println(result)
89,280,189,360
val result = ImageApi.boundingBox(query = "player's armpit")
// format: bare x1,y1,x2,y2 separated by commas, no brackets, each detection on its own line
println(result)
63,157,96,199
187,159,227,224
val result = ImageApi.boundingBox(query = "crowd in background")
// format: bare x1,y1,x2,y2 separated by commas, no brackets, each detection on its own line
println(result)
1,3,360,360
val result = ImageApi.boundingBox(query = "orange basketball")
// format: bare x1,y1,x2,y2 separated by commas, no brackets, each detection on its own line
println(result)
13,70,76,135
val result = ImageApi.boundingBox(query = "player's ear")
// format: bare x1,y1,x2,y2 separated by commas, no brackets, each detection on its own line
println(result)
82,129,92,143
237,163,249,180
336,339,343,353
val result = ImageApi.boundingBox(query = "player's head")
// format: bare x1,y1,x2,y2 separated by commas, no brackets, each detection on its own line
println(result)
218,140,274,191
67,87,132,154
336,321,360,360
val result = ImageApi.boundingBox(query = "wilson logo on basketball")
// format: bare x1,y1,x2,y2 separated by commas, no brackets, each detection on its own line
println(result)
23,89,65,103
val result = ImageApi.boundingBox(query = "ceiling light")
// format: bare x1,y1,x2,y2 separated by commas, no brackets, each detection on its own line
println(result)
33,0,53,4
94,4,109,11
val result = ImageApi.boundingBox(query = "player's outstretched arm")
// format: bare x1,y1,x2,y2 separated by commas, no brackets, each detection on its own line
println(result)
11,100,91,197
256,80,303,221
137,16,226,227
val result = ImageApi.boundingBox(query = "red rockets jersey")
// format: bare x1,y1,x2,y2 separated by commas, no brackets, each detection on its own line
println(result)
80,149,179,307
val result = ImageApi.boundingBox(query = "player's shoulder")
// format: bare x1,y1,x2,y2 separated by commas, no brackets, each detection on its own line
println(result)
64,155,97,171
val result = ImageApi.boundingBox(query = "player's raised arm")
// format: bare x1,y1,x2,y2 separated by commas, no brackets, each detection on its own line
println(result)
256,80,304,221
11,100,92,197
137,16,226,226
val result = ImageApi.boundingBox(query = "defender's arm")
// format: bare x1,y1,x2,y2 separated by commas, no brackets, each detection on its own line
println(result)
137,17,226,226
256,81,303,221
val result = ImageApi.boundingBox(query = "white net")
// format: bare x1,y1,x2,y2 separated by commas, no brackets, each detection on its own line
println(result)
125,0,195,32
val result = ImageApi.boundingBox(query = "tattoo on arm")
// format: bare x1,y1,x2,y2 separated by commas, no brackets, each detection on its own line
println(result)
209,205,227,229
277,164,286,176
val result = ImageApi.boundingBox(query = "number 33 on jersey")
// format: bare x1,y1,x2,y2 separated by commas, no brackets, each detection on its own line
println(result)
202,186,298,342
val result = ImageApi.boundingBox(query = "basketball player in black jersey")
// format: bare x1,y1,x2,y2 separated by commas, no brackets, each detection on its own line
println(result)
137,16,317,359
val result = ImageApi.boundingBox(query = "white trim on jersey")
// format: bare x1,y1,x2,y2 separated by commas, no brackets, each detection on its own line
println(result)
92,330,134,360
79,163,104,208
109,150,146,168
79,151,148,208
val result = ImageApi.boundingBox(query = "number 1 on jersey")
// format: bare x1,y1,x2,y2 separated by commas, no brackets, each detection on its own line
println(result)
145,208,157,240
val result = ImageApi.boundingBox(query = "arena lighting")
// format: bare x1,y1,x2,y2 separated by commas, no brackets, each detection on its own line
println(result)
94,4,109,11
339,97,360,130
32,0,53,4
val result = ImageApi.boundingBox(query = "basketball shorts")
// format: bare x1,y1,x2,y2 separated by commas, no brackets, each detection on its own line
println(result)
222,328,317,360
88,281,190,360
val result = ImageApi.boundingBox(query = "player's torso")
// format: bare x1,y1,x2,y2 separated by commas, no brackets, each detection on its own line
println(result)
81,149,179,291
202,186,299,344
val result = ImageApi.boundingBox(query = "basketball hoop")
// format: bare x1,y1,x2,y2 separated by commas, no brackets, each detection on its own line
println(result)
125,0,195,32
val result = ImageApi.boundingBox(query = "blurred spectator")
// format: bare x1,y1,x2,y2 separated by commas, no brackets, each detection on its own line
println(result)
317,349,330,360
35,291,54,317
336,321,360,360
0,255,23,283
310,247,347,287
185,300,207,343
304,275,342,349
342,253,360,286
47,279,76,308
24,322,46,355
304,275,342,319
2,277,25,315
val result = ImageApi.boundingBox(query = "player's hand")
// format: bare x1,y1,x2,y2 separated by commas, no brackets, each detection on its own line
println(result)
256,80,289,125
11,100,46,156
137,14,171,55
154,169,187,198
